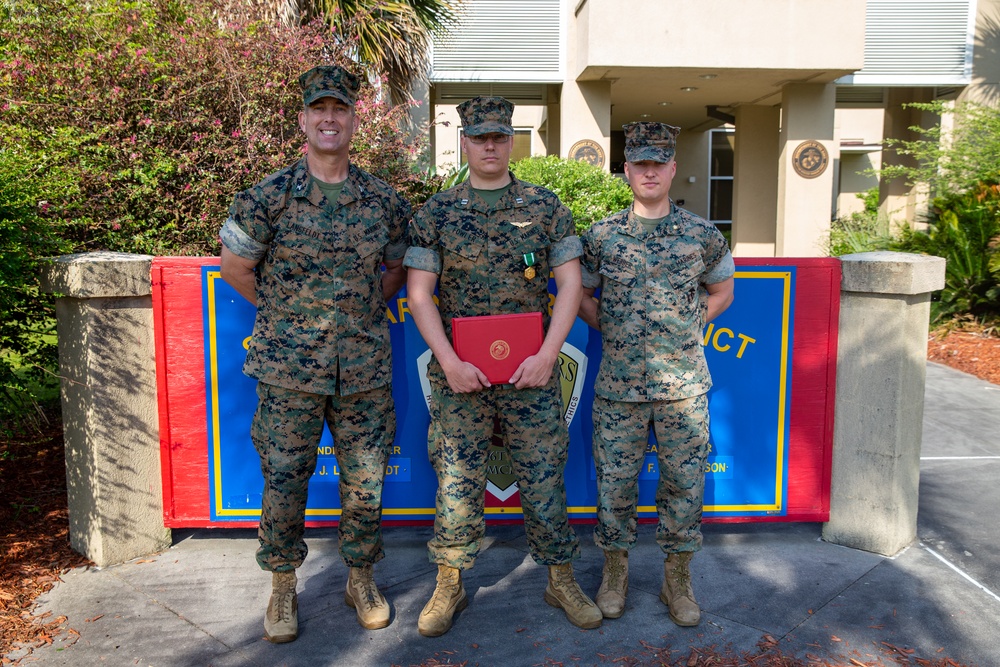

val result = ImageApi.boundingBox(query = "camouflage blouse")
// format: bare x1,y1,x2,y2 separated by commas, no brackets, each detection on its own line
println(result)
581,203,734,402
403,174,582,381
220,158,410,396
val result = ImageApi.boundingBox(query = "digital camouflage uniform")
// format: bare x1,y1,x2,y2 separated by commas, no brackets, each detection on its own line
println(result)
582,185,735,555
403,174,584,569
221,157,410,572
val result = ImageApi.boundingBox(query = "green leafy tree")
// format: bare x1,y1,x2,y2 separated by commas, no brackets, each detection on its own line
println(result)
881,101,1000,198
258,0,461,104
511,156,634,233
875,101,1000,324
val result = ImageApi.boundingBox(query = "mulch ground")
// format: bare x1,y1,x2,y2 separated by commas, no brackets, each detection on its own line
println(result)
2,328,997,665
1,419,92,664
926,329,1000,386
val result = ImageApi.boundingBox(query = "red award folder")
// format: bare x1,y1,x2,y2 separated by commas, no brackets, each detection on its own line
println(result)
451,312,545,384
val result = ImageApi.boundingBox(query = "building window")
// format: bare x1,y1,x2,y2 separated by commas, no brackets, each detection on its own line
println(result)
459,129,532,165
709,129,734,229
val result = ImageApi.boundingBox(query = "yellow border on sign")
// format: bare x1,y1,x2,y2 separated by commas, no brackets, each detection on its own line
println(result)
628,270,792,514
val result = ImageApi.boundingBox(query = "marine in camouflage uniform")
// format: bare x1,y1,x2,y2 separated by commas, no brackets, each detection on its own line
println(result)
579,122,735,626
404,96,602,636
219,65,410,640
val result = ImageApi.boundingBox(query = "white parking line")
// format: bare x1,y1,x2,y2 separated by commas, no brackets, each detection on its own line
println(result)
921,456,1000,460
921,543,1000,604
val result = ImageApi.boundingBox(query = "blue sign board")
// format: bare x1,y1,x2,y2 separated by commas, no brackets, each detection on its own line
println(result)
203,266,794,522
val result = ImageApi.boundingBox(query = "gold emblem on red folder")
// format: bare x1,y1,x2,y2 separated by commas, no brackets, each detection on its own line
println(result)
490,340,511,361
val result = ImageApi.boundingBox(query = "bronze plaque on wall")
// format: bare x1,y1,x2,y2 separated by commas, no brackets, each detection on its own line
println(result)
569,139,605,168
791,140,829,179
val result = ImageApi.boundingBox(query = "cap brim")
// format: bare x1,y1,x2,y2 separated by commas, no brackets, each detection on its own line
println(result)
464,121,515,136
625,146,675,163
304,90,355,106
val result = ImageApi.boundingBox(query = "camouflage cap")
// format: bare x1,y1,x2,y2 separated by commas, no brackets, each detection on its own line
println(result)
623,122,681,163
299,66,361,106
457,96,515,136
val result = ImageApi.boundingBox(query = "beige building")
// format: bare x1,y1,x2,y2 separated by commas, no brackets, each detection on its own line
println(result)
419,0,1000,257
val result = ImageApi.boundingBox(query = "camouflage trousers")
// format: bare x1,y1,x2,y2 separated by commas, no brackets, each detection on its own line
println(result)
251,381,395,572
592,393,710,554
426,374,581,569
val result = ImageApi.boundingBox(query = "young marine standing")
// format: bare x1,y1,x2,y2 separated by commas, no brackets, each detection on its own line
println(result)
578,122,735,625
404,96,602,637
219,66,410,642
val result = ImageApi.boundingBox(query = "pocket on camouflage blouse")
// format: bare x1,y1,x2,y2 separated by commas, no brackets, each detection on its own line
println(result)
599,257,639,288
439,227,485,262
350,219,389,259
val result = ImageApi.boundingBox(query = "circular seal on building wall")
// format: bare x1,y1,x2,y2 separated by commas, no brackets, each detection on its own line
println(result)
490,340,511,361
792,140,829,179
569,139,605,168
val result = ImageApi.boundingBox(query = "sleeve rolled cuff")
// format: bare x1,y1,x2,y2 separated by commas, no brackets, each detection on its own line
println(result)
384,239,409,262
549,235,583,267
220,218,268,261
402,246,440,274
581,266,601,289
704,251,736,285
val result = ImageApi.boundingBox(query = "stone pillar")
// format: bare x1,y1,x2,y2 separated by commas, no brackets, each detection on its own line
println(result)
822,251,946,556
40,252,171,567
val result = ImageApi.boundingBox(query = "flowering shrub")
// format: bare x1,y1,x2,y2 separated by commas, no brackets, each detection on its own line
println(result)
0,0,433,256
0,0,437,422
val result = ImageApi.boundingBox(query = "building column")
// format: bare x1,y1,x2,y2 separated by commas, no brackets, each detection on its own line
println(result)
40,252,171,567
731,104,780,257
880,87,936,228
776,83,838,257
559,80,611,170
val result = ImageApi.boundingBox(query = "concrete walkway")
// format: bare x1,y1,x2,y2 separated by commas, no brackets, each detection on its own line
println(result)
17,362,1000,666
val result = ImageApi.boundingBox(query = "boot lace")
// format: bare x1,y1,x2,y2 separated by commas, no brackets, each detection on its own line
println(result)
605,555,626,589
356,565,382,611
424,568,460,615
667,554,693,596
272,573,296,622
553,564,592,607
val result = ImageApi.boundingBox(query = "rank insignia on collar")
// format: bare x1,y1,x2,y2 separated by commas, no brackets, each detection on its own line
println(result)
510,221,533,228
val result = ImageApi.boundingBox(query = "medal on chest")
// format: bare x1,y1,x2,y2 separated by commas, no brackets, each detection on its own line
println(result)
523,252,536,280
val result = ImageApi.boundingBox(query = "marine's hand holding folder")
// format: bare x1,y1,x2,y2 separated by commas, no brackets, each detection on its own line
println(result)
451,312,545,385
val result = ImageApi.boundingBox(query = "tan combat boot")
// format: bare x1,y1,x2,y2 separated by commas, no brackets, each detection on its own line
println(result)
344,564,391,630
595,550,628,619
417,565,468,637
264,570,298,643
544,563,603,629
659,552,700,626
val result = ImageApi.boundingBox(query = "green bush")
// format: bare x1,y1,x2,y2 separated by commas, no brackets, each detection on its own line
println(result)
827,188,895,257
874,102,1000,324
0,149,71,430
0,0,435,426
892,183,1000,324
0,0,432,256
511,156,633,233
